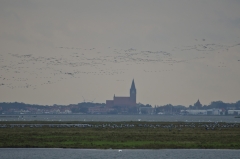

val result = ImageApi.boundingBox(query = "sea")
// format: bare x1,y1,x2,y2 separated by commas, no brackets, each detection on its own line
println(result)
1,115,240,158
0,148,240,159
0,114,239,123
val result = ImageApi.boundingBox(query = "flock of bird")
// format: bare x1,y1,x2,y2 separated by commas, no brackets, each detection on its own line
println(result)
0,40,239,90
0,122,239,131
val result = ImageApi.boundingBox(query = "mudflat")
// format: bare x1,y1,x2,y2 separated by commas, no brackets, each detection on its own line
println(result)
0,121,239,149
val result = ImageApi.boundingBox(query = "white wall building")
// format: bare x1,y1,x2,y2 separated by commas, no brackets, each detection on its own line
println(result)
228,110,240,115
181,109,223,115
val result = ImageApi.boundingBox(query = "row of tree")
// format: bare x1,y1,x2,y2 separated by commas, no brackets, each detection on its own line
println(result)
0,100,240,114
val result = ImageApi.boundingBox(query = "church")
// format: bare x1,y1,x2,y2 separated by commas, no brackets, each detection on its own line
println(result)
106,79,136,108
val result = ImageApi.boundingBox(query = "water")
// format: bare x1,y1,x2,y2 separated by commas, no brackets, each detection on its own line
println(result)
0,114,239,123
0,148,239,159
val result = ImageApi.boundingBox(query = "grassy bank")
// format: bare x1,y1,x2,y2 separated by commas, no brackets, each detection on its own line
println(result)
0,121,240,149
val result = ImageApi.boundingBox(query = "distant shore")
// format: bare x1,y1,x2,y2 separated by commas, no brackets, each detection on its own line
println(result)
0,121,239,149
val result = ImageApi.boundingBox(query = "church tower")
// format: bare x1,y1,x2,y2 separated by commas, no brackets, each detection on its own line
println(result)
130,79,136,103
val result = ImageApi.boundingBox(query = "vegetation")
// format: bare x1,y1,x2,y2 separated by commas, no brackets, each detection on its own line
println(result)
0,121,240,149
1,100,240,114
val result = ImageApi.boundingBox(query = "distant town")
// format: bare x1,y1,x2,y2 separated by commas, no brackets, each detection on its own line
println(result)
1,80,240,116
0,99,240,116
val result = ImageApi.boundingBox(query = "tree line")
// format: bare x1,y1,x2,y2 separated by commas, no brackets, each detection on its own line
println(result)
0,100,239,114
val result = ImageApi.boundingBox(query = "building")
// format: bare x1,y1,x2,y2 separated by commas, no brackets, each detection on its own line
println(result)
194,99,202,109
139,107,155,114
228,110,240,115
88,106,114,114
180,108,223,115
106,79,136,108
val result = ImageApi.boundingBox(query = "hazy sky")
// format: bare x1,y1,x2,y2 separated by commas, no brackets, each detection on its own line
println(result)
0,0,240,106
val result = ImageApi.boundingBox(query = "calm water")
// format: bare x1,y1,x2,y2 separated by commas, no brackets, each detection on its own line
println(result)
0,114,239,123
0,148,240,159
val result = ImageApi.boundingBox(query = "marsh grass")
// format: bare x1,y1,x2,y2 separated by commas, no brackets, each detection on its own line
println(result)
0,121,240,149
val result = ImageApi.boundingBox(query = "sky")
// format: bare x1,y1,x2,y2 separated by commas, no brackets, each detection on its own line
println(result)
0,0,240,106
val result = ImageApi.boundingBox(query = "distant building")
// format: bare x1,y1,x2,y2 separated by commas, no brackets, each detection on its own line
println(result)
106,79,136,108
181,108,223,115
181,109,207,115
88,107,114,114
228,110,240,115
194,99,202,109
139,107,155,114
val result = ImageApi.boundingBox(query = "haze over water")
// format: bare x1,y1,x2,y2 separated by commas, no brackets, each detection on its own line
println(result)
2,1,240,154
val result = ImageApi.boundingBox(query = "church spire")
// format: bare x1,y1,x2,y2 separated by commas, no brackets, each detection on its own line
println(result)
130,79,136,90
130,79,136,104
